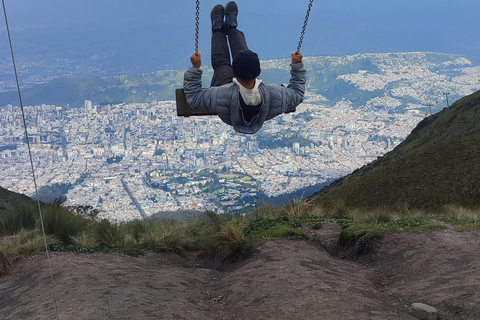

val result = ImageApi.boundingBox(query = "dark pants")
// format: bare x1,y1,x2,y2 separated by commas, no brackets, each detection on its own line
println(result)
211,29,249,87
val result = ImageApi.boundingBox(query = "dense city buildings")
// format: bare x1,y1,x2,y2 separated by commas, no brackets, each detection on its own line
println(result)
0,98,426,221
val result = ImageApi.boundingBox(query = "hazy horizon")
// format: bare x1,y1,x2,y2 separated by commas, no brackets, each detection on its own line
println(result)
1,0,479,81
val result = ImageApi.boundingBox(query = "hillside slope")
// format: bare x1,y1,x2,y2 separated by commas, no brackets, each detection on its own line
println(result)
311,90,480,211
0,186,36,215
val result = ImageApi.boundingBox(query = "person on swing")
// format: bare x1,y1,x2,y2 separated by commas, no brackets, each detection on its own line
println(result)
183,1,306,134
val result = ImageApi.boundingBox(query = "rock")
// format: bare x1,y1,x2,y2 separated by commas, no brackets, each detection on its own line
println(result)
409,303,438,320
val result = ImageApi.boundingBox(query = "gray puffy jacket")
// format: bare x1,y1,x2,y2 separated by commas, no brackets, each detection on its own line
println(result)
183,63,306,134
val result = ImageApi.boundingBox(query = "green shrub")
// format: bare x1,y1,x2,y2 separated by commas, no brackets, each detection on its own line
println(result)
130,220,147,244
96,220,128,248
0,203,37,236
331,200,351,219
207,222,250,260
355,209,392,224
140,220,200,253
15,229,59,255
204,211,222,232
42,204,91,244
440,205,480,223
283,199,309,217
307,204,327,217
142,221,176,251
70,231,99,248
0,229,60,276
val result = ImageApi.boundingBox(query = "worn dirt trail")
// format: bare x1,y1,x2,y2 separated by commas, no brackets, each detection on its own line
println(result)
1,224,479,320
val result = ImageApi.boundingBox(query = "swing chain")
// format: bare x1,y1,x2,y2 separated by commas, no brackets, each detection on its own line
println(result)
297,0,314,52
195,0,200,53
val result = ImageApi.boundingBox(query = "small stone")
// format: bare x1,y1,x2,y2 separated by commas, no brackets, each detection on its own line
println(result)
409,303,438,320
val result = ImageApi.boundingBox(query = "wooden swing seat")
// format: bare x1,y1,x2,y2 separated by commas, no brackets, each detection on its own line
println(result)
176,88,216,117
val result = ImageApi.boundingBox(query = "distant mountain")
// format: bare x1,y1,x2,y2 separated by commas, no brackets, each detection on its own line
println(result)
1,52,478,116
0,71,186,107
310,90,480,211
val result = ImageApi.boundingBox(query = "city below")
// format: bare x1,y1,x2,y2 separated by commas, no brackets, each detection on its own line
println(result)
0,98,426,221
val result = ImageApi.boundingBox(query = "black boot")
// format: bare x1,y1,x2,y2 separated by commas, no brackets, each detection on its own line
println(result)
224,1,238,31
211,4,225,33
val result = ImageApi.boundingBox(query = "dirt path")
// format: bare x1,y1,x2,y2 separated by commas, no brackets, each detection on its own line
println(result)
1,224,479,320
357,226,480,320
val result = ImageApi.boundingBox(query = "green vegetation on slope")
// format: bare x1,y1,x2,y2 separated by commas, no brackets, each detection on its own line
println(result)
0,187,37,216
311,90,480,211
1,198,480,277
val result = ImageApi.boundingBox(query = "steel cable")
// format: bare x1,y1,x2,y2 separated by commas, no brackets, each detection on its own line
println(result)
1,1,61,319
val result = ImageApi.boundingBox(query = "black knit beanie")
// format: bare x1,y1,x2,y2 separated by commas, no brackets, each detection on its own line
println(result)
232,50,261,80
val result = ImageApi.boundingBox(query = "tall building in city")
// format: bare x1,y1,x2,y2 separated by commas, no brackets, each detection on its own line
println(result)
292,142,300,154
85,100,93,113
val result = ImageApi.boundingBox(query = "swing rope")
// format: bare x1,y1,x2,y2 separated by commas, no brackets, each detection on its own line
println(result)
1,1,61,319
297,0,314,52
194,0,200,53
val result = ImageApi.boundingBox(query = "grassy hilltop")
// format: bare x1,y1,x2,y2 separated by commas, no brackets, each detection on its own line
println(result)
311,89,480,211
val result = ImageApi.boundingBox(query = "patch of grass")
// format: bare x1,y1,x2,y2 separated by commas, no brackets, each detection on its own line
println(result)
244,216,300,235
0,229,60,276
244,216,306,241
339,216,446,253
15,229,47,255
306,203,327,217
130,220,147,244
49,244,104,254
339,222,380,253
249,224,307,241
48,244,143,257
0,203,37,236
331,200,353,219
205,211,222,232
311,222,323,230
283,199,309,217
96,219,129,248
140,221,192,252
439,205,480,224
42,204,91,244
70,231,99,248
207,221,251,261
354,208,393,224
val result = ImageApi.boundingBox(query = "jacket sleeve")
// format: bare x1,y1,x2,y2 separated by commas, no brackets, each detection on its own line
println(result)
183,67,218,113
282,62,307,112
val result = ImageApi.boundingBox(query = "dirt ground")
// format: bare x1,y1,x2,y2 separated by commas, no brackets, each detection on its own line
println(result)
1,223,479,320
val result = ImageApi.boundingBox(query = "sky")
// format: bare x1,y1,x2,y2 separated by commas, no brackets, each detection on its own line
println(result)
1,0,480,77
